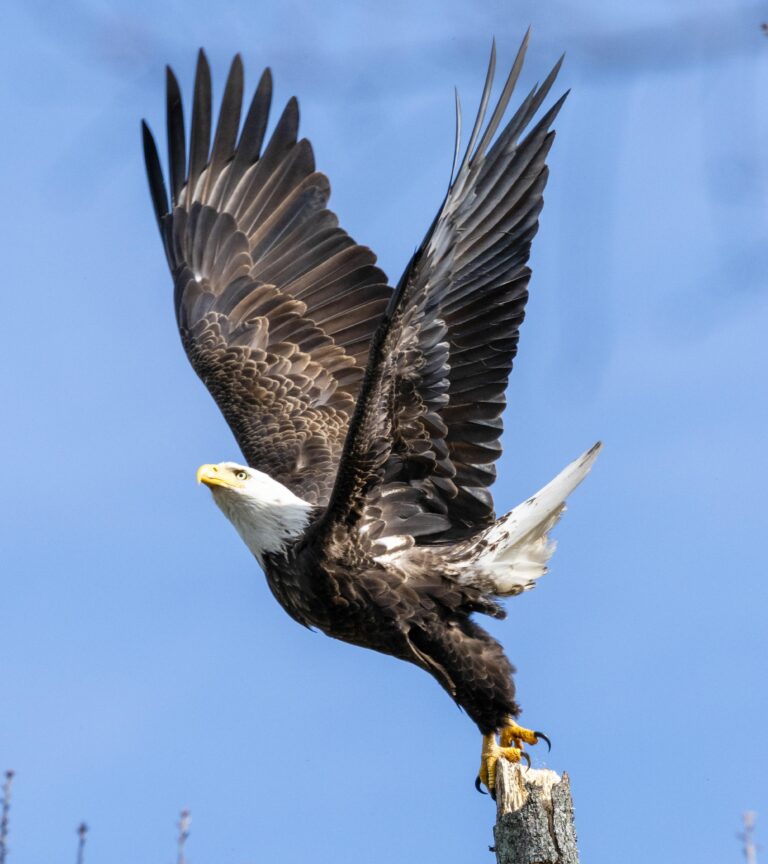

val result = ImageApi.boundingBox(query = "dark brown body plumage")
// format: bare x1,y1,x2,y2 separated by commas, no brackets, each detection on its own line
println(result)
265,535,519,734
142,35,569,738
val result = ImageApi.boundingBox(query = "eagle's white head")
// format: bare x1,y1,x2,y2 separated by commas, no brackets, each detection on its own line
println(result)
196,462,313,567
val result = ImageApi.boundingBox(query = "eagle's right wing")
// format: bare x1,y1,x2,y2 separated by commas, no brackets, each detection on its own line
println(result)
143,52,392,505
318,35,566,553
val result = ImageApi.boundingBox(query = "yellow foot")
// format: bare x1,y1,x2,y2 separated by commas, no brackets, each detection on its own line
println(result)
499,721,550,751
476,734,525,797
475,723,551,798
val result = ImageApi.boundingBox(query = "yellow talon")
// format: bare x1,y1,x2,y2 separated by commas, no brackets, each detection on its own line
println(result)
478,733,526,795
499,721,540,748
477,722,550,796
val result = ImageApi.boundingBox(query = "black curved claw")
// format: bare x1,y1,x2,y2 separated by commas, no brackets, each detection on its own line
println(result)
520,750,531,769
475,776,488,795
534,730,552,752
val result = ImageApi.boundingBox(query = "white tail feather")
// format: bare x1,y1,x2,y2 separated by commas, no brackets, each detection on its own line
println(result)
465,442,601,596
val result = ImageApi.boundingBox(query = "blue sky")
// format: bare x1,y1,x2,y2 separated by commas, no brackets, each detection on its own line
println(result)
1,1,767,862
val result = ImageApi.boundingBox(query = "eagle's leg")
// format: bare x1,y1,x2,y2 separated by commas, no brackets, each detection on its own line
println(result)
477,733,527,798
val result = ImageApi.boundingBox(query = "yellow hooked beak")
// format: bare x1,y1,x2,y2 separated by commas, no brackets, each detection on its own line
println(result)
196,463,242,490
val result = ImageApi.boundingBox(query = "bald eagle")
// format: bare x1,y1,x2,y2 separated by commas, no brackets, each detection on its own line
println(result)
142,33,600,796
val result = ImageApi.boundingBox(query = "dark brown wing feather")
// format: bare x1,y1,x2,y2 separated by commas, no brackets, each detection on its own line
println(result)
318,35,565,548
143,51,392,504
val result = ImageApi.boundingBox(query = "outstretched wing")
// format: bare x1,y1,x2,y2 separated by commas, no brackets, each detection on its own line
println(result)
142,52,392,504
319,34,565,550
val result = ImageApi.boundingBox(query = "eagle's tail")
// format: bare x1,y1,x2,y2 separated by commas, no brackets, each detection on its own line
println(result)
462,442,602,597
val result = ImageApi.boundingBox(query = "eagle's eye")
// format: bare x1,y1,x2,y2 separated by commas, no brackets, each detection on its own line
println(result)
235,470,248,481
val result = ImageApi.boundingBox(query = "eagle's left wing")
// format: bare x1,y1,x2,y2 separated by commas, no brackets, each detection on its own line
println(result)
315,36,565,554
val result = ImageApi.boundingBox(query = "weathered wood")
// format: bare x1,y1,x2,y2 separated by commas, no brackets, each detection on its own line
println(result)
492,762,579,864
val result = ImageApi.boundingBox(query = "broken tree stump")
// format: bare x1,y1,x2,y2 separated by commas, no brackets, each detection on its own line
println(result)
492,762,579,864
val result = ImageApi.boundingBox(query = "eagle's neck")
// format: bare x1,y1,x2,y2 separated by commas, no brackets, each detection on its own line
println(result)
212,482,313,568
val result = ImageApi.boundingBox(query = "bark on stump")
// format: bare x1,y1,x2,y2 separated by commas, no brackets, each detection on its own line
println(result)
493,762,579,864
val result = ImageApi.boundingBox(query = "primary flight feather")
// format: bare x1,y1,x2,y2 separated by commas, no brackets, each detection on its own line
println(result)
142,33,600,796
